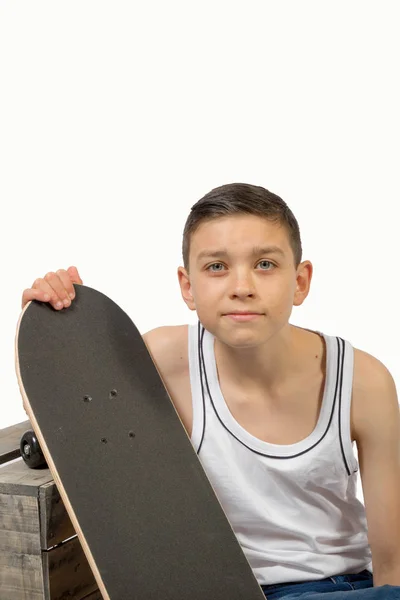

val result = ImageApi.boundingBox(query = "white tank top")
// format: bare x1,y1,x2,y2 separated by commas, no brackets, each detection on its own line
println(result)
188,322,372,586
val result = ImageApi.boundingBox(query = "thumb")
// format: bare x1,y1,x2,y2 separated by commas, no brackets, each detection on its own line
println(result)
67,265,83,285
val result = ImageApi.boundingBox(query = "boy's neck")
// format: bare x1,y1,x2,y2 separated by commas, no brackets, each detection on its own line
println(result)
213,324,322,394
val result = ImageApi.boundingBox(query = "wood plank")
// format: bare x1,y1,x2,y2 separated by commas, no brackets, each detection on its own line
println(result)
39,481,75,549
0,493,41,555
0,457,53,496
0,486,45,599
42,536,98,600
0,552,44,600
0,420,31,465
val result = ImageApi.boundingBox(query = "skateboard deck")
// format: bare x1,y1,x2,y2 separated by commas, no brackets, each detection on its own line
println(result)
15,284,265,600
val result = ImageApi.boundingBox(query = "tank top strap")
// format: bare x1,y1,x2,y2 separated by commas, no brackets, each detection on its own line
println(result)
188,322,206,453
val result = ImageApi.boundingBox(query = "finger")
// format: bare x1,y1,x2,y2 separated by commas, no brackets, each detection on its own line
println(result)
67,265,83,285
56,269,77,300
32,276,65,310
21,287,51,309
36,278,63,309
43,272,72,309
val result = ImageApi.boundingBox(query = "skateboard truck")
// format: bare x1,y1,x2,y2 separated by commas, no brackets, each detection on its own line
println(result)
20,429,48,469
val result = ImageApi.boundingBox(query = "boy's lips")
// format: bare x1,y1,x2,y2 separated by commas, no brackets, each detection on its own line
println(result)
223,312,263,321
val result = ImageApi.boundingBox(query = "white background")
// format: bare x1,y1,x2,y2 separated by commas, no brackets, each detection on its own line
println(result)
1,0,399,471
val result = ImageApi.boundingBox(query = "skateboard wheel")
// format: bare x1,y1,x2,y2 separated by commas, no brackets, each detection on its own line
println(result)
20,430,48,469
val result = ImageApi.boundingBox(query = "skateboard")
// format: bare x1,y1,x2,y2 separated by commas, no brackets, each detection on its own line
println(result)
15,284,265,600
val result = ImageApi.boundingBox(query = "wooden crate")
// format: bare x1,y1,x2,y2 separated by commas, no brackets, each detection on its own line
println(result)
0,421,101,600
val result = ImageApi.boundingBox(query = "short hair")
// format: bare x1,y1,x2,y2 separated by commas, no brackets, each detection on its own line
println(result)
182,183,302,269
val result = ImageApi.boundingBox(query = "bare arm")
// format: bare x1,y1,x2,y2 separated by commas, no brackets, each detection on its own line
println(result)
353,349,400,586
143,325,192,434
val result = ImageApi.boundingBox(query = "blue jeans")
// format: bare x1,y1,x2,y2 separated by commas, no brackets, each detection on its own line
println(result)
261,570,400,600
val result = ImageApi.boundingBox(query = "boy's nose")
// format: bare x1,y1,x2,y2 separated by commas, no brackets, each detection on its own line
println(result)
229,272,255,299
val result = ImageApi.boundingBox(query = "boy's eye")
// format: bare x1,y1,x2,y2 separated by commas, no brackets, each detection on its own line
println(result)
206,261,274,272
257,260,274,270
207,263,225,272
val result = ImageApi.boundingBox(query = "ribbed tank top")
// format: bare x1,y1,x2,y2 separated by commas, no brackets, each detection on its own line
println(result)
188,322,372,585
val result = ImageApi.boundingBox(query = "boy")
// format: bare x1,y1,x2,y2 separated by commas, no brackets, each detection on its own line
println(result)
21,183,400,599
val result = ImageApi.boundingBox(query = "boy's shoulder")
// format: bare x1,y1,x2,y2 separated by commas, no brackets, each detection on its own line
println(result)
351,345,398,442
316,327,393,393
353,346,394,393
143,324,189,378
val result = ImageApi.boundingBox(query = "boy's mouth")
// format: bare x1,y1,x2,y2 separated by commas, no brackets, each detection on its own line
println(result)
223,312,262,321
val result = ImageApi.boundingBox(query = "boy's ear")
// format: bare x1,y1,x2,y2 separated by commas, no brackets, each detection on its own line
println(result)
293,260,313,307
177,267,196,311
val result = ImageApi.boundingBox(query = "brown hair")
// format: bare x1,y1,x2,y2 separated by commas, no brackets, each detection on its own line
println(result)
182,183,302,269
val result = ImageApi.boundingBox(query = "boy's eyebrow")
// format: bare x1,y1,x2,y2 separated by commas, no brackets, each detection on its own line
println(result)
197,245,286,261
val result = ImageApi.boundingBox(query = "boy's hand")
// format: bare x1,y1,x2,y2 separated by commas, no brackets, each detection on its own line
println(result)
21,266,83,310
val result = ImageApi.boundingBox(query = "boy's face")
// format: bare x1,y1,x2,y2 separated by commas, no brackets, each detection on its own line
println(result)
178,214,312,348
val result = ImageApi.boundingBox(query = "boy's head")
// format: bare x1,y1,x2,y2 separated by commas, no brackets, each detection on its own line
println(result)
182,183,302,272
178,183,312,347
